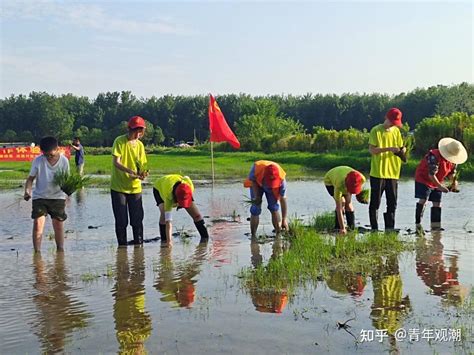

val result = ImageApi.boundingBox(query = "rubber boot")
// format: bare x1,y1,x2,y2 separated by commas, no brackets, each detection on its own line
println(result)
415,203,425,225
369,209,378,231
345,211,355,230
194,219,209,241
431,207,442,230
383,212,396,231
132,226,143,245
159,223,166,242
334,210,342,230
115,227,127,246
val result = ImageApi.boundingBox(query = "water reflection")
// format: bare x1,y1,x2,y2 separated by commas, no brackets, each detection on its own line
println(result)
370,255,411,334
326,270,366,298
249,236,289,314
416,230,469,305
154,241,208,308
112,247,152,354
32,252,91,354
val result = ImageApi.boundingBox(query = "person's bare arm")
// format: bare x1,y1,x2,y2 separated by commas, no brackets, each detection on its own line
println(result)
24,175,35,200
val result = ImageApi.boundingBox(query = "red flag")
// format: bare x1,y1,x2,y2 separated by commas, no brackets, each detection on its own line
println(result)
208,94,240,149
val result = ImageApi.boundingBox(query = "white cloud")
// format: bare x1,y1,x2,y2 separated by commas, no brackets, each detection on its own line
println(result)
1,0,196,35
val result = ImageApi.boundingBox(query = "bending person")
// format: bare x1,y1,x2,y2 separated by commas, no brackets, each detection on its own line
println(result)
153,174,209,244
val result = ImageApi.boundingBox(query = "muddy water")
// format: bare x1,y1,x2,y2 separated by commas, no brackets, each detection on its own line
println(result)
0,180,472,354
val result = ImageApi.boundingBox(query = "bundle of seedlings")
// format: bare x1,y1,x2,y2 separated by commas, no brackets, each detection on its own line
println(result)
357,188,370,204
53,169,89,196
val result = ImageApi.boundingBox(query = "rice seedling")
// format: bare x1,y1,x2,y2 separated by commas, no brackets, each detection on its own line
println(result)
240,216,415,296
53,169,90,196
356,188,370,204
80,271,100,282
308,211,334,232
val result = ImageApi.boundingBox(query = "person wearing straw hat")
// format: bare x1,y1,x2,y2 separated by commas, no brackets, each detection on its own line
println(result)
244,160,288,237
323,166,368,234
368,108,407,231
414,138,468,229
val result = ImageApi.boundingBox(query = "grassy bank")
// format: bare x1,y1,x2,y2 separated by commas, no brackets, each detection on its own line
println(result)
0,148,473,189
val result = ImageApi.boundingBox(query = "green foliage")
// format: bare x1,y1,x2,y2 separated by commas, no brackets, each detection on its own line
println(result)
414,112,474,154
53,169,89,196
1,83,472,147
2,129,17,142
312,126,369,151
235,112,304,151
240,216,413,292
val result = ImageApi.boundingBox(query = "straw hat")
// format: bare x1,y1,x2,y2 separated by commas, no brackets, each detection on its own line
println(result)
438,138,468,164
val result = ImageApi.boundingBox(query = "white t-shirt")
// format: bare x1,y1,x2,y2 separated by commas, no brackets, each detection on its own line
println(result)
29,154,70,200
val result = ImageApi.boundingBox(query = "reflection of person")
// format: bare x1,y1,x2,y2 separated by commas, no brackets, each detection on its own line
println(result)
70,137,85,176
110,116,149,246
153,174,209,244
249,236,289,314
326,270,366,298
416,230,468,305
324,166,367,234
368,108,406,231
154,240,208,308
32,253,91,353
370,255,411,335
113,247,152,353
414,138,468,228
244,160,288,236
24,136,70,252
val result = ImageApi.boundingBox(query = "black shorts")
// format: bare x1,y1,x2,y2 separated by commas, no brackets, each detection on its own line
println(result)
153,188,164,206
31,199,67,221
325,185,334,197
414,181,442,203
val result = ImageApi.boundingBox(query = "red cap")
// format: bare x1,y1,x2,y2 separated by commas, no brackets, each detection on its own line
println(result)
128,115,146,129
176,183,193,208
263,164,282,189
345,171,363,195
385,108,402,127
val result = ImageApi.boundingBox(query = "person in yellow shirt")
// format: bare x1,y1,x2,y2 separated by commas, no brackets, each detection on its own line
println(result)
368,108,407,231
244,160,288,237
153,174,209,244
323,166,368,234
110,116,149,246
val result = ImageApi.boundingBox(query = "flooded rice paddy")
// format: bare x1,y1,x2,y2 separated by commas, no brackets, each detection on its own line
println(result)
0,180,472,354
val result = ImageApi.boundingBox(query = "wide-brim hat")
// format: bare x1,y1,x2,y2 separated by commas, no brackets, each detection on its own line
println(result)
438,138,468,164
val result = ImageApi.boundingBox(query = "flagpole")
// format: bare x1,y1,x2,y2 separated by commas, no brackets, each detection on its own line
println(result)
211,141,215,187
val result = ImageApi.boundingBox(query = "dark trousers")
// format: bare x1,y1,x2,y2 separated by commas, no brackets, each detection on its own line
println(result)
111,190,144,245
369,177,398,212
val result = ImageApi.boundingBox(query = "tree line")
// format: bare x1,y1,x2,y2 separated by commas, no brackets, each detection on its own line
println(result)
0,83,472,147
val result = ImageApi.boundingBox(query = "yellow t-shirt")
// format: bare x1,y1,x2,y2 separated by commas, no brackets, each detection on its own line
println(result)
369,124,403,179
324,166,366,202
153,174,194,212
110,135,147,194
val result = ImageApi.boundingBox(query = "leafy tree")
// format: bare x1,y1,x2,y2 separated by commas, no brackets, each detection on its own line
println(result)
2,129,17,142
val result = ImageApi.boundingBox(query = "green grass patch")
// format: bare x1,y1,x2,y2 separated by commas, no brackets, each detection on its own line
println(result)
239,215,415,294
1,148,473,190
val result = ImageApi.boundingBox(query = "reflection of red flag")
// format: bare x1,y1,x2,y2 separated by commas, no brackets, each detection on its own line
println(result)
208,94,240,149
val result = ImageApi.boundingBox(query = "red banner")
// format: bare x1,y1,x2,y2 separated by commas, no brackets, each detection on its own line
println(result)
0,146,71,162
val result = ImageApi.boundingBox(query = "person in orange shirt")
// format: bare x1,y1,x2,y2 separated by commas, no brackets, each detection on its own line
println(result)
244,160,288,237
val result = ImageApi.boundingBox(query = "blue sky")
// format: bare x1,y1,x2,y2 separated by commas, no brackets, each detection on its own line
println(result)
1,0,472,98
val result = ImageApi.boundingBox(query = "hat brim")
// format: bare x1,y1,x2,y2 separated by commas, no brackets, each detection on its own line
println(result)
438,138,468,164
